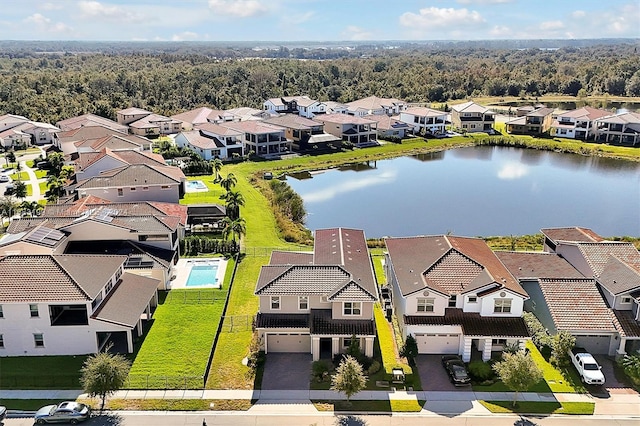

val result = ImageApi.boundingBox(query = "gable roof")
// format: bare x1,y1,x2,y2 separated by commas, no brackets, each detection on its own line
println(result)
366,115,413,131
541,226,604,244
495,251,584,280
195,122,244,136
385,235,527,298
576,242,640,277
264,114,324,130
92,272,159,327
178,130,224,150
317,113,376,125
171,107,226,125
402,107,448,117
75,163,183,190
537,278,618,332
557,106,612,121
598,255,640,295
346,96,406,112
56,114,128,133
451,101,494,114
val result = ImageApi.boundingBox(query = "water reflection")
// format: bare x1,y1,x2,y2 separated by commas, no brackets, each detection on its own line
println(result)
291,169,398,203
497,162,529,180
338,160,378,172
410,151,445,162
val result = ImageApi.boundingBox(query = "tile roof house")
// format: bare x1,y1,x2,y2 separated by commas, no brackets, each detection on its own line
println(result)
55,113,129,134
496,250,619,355
346,96,407,117
398,107,448,136
551,106,612,140
74,163,185,203
450,101,496,133
220,120,292,158
263,95,326,118
384,235,530,362
75,148,168,180
366,115,413,140
174,122,244,160
315,114,378,148
170,107,228,131
505,106,555,135
0,254,159,356
264,114,340,151
0,115,60,148
53,126,152,158
127,113,183,137
254,228,378,361
536,226,640,356
593,111,640,146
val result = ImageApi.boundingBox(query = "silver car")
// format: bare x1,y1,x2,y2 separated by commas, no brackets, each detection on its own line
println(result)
34,401,90,424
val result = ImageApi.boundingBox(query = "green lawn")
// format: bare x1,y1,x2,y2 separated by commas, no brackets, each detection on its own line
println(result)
313,399,425,412
0,399,63,411
126,287,229,389
0,356,87,389
480,400,595,415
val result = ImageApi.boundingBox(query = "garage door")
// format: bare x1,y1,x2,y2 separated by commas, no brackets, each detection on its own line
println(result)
416,333,460,354
267,333,310,353
575,335,611,355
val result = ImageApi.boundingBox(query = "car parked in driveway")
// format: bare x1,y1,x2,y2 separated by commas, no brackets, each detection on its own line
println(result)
0,405,6,422
0,174,10,183
441,355,471,386
34,401,91,424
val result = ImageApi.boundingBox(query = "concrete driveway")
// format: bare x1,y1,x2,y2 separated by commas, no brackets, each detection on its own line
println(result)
261,353,312,390
415,354,470,391
592,355,638,397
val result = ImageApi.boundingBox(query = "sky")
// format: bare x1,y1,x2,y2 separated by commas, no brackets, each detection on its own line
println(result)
0,0,638,42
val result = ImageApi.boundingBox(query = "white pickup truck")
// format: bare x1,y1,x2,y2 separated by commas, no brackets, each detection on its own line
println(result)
570,347,605,385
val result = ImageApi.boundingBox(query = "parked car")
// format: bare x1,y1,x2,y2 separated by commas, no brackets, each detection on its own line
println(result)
569,347,605,385
0,405,6,422
3,184,14,195
0,174,10,183
441,355,471,386
34,401,91,424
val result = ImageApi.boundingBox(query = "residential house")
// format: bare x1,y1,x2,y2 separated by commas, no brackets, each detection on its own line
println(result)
53,126,152,158
224,107,275,122
346,96,407,117
450,101,496,133
117,107,154,125
263,96,326,118
316,114,378,147
496,250,619,356
384,235,530,362
593,111,640,146
0,114,60,148
55,114,129,134
170,107,228,131
551,106,612,140
0,254,159,356
74,163,185,203
220,121,292,157
505,106,555,135
186,204,226,232
127,114,183,137
0,124,32,149
254,228,378,361
366,115,413,140
539,226,640,356
0,114,30,132
264,114,339,151
399,107,448,135
323,101,349,115
175,122,244,160
75,148,169,181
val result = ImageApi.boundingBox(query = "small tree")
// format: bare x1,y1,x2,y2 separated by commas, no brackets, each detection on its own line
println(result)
330,355,366,402
5,150,16,166
400,334,419,366
13,180,27,200
80,349,131,412
211,158,223,183
619,353,640,387
493,351,543,407
345,334,363,361
550,331,576,368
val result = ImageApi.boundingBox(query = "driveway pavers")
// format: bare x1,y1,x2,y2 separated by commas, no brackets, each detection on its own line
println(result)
261,353,312,390
415,354,470,391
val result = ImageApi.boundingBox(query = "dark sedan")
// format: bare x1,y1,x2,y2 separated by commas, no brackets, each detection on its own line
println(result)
441,355,471,386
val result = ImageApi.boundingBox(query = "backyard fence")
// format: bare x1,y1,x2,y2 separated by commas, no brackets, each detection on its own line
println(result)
164,289,227,304
124,374,204,390
220,314,254,333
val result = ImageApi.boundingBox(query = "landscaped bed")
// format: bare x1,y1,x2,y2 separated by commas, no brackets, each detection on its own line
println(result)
313,399,425,412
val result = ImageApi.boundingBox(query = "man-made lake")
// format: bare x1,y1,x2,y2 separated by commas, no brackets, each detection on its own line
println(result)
285,146,640,238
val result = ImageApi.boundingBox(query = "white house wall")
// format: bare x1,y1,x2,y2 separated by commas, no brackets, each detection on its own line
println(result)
78,184,180,204
404,291,449,316
555,244,593,277
479,289,524,317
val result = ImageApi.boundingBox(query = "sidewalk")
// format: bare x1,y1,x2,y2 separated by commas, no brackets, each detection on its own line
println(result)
2,389,638,416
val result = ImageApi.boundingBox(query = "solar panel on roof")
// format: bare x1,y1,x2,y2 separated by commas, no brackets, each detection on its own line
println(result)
26,227,64,246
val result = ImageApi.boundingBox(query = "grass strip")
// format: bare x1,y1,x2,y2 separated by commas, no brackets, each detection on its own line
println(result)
312,399,425,412
79,398,253,411
479,400,594,415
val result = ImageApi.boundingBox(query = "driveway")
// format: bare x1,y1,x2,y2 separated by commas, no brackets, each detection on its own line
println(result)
261,353,312,390
592,355,638,397
415,354,470,391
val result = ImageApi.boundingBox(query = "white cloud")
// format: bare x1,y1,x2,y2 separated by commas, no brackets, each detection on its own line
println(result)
539,20,564,31
498,163,528,180
302,171,396,203
172,31,199,41
24,13,51,25
571,10,586,19
457,0,512,4
40,2,63,10
489,25,511,37
24,13,73,33
208,0,269,18
342,25,373,41
399,7,485,30
77,1,141,22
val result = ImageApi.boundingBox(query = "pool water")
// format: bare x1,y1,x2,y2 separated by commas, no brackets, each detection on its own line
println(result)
186,180,207,190
186,264,219,287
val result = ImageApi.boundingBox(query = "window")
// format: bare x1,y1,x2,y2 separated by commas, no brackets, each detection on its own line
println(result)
448,295,457,308
0,334,3,348
29,304,39,317
271,296,280,310
621,296,632,304
343,302,361,316
468,295,477,303
494,299,512,313
492,338,507,345
34,333,44,347
161,185,171,190
117,188,124,197
298,296,308,310
130,187,137,191
142,186,149,191
417,298,434,312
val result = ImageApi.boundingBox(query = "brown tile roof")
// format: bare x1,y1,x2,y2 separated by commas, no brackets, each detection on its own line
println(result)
56,114,128,133
577,242,640,277
56,125,122,144
346,96,406,111
405,308,529,337
558,106,611,121
317,113,376,125
255,313,309,329
598,255,640,295
496,251,584,280
75,134,145,151
541,227,603,243
264,114,324,130
75,164,182,189
311,309,375,335
270,250,314,265
171,107,226,125
92,272,159,327
537,278,618,332
385,235,526,298
613,310,640,338
366,115,412,131
402,107,447,117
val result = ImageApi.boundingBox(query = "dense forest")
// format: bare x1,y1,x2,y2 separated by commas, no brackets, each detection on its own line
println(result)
0,42,639,124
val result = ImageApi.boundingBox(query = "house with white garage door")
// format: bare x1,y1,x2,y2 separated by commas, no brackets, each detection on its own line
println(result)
254,228,378,361
384,235,530,362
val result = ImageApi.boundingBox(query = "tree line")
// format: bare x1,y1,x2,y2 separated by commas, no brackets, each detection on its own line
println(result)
0,44,638,124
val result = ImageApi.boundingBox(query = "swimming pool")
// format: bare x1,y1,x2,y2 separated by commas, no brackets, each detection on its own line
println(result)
186,263,219,287
185,180,208,192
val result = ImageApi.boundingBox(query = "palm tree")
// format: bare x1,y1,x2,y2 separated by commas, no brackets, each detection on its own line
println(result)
5,150,16,167
47,152,65,176
222,216,246,246
211,158,223,183
0,196,18,229
46,175,65,203
20,200,42,217
220,190,245,220
13,180,27,200
219,173,237,192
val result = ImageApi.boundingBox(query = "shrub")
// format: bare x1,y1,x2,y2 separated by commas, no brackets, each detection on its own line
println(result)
523,312,551,351
468,360,494,381
312,360,332,382
399,335,418,366
367,360,381,376
550,331,575,368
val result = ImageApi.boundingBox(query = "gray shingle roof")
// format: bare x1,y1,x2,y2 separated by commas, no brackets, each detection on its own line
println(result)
541,227,603,243
75,164,181,189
